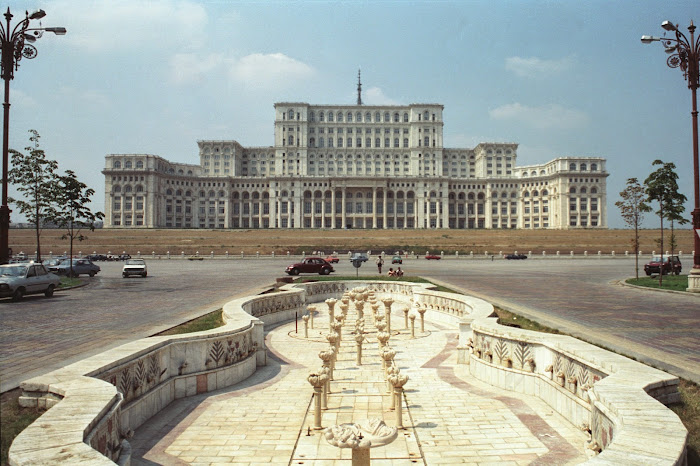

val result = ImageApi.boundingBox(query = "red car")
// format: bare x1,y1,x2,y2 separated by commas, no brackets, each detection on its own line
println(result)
285,257,335,275
644,255,682,276
325,255,340,264
425,254,441,260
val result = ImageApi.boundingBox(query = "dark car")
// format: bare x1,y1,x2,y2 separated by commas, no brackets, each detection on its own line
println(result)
285,257,334,275
391,255,403,264
505,254,528,260
644,255,682,276
425,254,441,260
54,258,101,277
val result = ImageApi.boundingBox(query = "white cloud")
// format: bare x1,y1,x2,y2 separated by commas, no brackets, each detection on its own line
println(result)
170,53,226,84
57,86,111,108
489,102,588,130
10,89,39,109
363,87,399,105
48,0,208,52
505,56,574,78
228,53,314,89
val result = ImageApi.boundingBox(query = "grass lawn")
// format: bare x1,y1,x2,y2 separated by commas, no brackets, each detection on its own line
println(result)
627,275,689,292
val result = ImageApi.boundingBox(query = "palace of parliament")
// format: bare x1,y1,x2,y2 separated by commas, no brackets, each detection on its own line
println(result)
103,92,608,230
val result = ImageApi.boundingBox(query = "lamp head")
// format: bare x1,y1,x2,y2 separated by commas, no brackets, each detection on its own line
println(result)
28,9,46,20
45,27,67,35
661,20,677,32
641,35,659,44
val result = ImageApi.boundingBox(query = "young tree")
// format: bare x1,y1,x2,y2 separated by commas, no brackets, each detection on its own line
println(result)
8,130,59,262
615,178,651,278
53,170,104,276
644,160,682,286
665,189,689,259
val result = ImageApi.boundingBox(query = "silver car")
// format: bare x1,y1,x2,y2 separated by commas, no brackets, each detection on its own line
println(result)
0,263,61,301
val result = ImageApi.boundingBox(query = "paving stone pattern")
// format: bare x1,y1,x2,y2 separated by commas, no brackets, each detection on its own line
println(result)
130,300,589,465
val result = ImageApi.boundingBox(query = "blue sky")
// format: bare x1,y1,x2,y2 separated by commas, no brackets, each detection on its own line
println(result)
4,0,699,228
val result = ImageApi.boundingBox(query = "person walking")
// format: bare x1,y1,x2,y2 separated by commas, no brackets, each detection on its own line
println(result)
376,255,384,274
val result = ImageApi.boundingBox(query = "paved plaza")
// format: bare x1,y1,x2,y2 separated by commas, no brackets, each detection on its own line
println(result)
130,300,590,465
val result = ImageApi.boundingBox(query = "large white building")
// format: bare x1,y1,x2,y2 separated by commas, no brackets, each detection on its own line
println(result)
102,101,608,230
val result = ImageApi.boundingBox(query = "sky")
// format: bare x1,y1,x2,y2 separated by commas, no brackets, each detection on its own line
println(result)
3,0,699,229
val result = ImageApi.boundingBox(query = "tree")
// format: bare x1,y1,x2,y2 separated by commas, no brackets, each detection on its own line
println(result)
644,160,683,286
8,130,59,262
615,178,651,278
53,170,104,276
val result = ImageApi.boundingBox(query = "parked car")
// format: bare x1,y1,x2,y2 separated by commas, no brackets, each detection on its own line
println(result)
644,255,682,276
391,255,403,264
285,257,334,275
54,258,101,277
88,254,108,262
122,259,148,278
325,255,340,264
505,253,528,260
349,253,369,262
0,263,60,301
425,254,441,260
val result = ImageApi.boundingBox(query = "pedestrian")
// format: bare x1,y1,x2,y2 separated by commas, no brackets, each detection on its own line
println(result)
396,267,404,277
376,255,384,274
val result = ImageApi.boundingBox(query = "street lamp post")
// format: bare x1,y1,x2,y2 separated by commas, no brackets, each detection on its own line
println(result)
0,8,65,264
642,20,700,292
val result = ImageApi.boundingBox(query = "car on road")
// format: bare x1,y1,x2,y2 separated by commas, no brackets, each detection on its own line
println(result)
391,255,403,264
349,252,369,263
122,259,148,278
0,263,60,301
425,254,441,260
644,255,682,276
505,253,528,260
285,257,335,275
325,255,340,264
53,258,101,277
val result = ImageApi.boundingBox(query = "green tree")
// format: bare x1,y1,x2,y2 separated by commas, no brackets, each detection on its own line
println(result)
8,130,59,262
53,170,104,276
616,178,651,278
644,160,683,286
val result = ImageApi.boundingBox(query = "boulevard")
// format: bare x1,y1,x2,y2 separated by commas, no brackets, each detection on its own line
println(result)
0,256,698,393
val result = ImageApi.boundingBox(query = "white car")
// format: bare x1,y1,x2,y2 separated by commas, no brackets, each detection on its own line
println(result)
0,263,61,301
122,259,148,278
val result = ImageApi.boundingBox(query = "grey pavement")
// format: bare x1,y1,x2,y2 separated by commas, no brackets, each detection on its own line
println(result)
0,256,698,393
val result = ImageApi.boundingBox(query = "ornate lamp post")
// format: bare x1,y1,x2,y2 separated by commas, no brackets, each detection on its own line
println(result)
641,20,700,292
0,9,65,264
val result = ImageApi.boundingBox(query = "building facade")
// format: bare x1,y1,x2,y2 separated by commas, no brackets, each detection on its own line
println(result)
102,102,608,229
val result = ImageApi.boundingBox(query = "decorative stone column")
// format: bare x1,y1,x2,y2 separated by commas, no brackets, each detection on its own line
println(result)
324,419,397,466
320,365,331,410
308,372,329,430
380,346,396,372
326,332,338,352
388,372,409,429
417,306,426,333
331,321,342,344
325,298,337,325
409,313,416,338
382,298,394,334
377,331,390,350
355,300,365,320
302,315,310,338
319,348,335,382
403,306,410,329
355,333,365,366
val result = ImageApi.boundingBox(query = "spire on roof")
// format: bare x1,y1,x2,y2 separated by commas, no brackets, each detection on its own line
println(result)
357,68,362,105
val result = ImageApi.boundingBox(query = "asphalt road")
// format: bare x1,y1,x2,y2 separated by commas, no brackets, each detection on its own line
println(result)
0,256,698,392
